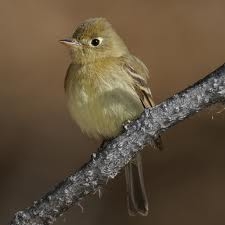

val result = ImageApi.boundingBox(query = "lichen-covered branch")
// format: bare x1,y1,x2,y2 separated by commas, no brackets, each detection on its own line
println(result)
10,64,225,225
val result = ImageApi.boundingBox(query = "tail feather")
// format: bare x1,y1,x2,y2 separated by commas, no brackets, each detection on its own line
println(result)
125,153,149,216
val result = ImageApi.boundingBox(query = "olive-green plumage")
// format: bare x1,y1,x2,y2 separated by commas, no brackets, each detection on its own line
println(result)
60,17,161,216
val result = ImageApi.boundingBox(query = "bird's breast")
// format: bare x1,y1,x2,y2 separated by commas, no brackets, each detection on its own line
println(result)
65,63,143,139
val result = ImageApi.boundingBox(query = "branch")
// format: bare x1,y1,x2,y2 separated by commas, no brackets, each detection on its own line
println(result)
10,63,225,225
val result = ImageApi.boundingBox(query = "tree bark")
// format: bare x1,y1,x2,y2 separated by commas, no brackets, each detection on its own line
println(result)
10,63,225,225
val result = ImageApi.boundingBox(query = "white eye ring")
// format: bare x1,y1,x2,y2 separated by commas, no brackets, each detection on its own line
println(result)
89,37,103,47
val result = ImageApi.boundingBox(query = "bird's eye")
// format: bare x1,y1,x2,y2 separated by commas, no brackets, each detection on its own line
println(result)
90,37,103,47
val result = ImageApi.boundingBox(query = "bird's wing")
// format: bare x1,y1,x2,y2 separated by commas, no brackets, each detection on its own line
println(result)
122,55,163,150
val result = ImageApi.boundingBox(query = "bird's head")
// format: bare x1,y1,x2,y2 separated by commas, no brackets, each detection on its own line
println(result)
60,18,128,64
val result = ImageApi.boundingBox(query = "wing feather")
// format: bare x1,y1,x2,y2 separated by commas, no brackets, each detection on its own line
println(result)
122,55,163,150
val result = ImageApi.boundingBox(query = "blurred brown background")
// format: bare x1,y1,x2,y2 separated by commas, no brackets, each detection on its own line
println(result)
1,0,225,225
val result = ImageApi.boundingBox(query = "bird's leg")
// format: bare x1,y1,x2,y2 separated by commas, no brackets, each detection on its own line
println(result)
123,119,132,130
99,138,113,151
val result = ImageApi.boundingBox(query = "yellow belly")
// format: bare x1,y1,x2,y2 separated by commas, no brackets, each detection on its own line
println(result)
66,64,143,139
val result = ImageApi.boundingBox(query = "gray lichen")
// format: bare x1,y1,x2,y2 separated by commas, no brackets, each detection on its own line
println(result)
10,64,225,225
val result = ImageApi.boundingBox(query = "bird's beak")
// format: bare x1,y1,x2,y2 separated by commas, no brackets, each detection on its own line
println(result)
59,38,80,47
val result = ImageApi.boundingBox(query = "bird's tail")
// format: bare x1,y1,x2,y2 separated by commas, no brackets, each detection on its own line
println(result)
125,152,149,216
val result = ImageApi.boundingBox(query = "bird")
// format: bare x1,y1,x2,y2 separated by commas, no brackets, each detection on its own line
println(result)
60,17,162,216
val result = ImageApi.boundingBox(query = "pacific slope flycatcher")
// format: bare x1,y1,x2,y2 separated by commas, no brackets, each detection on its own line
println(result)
60,17,162,216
